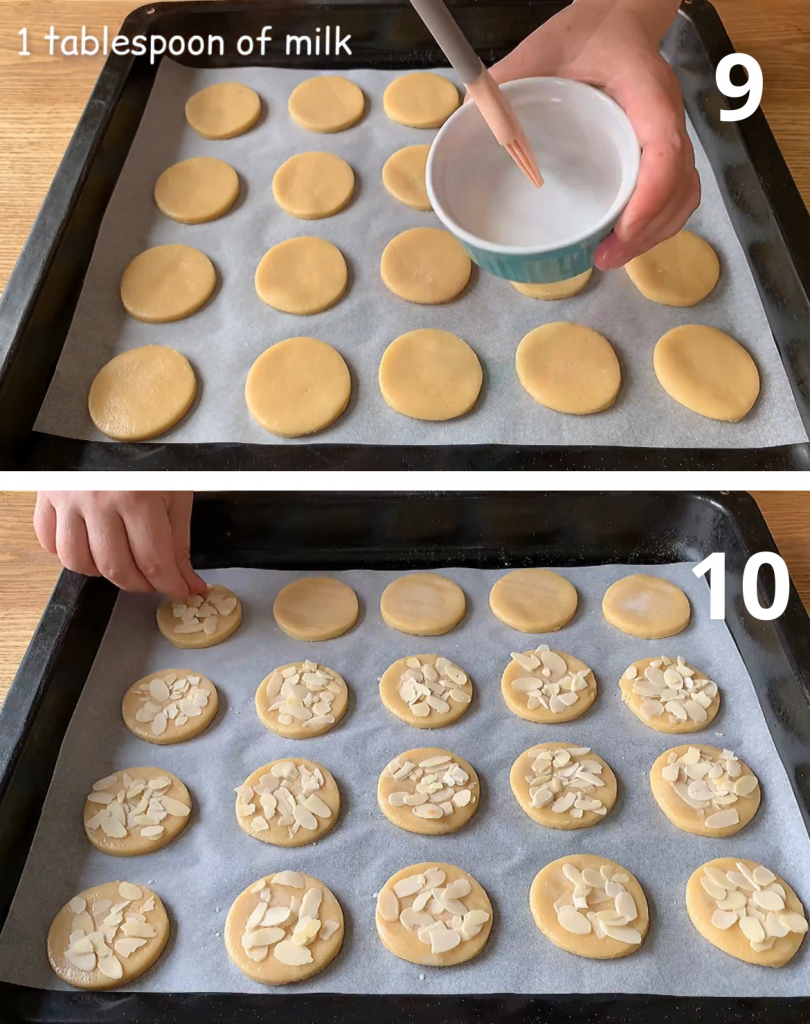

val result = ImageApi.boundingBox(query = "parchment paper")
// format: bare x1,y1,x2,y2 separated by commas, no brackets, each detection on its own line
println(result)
35,61,807,449
0,562,807,996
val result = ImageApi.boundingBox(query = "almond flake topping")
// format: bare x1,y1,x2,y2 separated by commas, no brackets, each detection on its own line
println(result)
84,770,190,843
236,762,334,841
383,753,477,821
133,672,212,735
240,876,341,965
170,587,237,636
660,746,758,826
63,887,160,976
396,657,471,719
700,862,807,951
376,868,489,951
625,657,719,725
523,747,608,820
554,862,643,945
264,662,346,730
510,646,592,714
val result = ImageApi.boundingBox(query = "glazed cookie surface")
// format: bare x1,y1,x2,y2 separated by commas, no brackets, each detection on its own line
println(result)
84,768,191,855
157,584,242,649
255,237,348,315
382,144,432,210
383,72,459,128
620,655,720,733
625,229,720,307
602,574,691,639
378,329,482,421
273,577,359,641
288,75,365,133
380,573,466,635
381,228,471,304
501,646,596,724
511,743,616,830
489,568,578,633
122,669,218,744
272,152,355,219
378,748,479,835
185,81,261,139
379,654,473,727
510,268,593,300
235,759,340,847
256,660,349,738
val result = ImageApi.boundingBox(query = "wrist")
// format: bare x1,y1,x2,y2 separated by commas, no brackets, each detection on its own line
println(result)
571,0,681,44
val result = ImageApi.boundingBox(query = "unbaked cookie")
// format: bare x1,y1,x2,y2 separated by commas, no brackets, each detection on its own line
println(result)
531,855,648,959
625,229,720,306
84,768,191,854
510,269,593,300
378,329,482,420
381,228,471,304
379,748,479,835
489,568,578,633
225,870,344,983
620,656,720,733
157,584,242,649
256,237,347,315
154,157,239,224
603,574,690,639
380,654,473,727
273,577,359,641
185,81,261,139
516,322,621,414
686,858,807,967
235,759,340,847
273,152,355,219
382,145,432,210
383,73,460,128
47,881,169,989
381,573,466,635
511,743,616,830
121,244,216,323
256,660,348,738
501,646,597,724
288,76,365,133
376,863,492,966
122,669,218,744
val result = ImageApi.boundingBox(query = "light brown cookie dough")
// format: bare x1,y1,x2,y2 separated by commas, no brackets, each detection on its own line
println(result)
380,654,473,728
88,346,196,442
501,646,597,724
510,268,593,300
256,660,349,738
121,244,216,323
154,156,239,224
273,577,359,641
602,574,690,639
235,759,340,848
511,744,616,830
383,73,460,128
651,745,760,836
256,237,347,315
84,768,192,855
381,573,466,635
122,669,218,744
378,329,482,421
531,855,649,959
379,749,479,835
686,859,807,967
376,863,492,966
157,584,242,649
489,568,578,633
225,871,344,984
245,337,351,437
47,881,169,989
382,144,432,210
288,75,365,133
620,655,719,733
625,229,720,307
273,152,355,219
381,228,471,304
185,81,261,139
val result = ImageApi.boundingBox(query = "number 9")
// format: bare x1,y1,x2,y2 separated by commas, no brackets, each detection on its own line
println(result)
716,53,763,122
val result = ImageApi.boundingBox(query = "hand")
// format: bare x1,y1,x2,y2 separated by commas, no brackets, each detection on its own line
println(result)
488,0,700,269
34,492,206,600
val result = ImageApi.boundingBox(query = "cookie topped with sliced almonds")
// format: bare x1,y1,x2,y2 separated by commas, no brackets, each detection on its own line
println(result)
122,669,218,744
501,646,597,723
256,661,349,738
378,748,479,835
83,768,192,855
511,743,617,830
235,759,340,848
620,656,720,733
157,584,242,649
380,655,473,728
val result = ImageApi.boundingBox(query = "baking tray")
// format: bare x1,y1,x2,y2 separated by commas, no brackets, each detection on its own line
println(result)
1,1,810,471
1,491,810,1024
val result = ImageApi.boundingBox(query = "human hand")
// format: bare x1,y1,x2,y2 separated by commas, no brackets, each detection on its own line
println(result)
34,492,206,600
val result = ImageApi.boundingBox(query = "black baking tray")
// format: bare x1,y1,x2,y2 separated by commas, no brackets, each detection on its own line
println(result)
1,491,810,1023
1,0,810,470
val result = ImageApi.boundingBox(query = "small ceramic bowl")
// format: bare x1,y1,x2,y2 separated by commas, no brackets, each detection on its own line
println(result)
426,77,640,284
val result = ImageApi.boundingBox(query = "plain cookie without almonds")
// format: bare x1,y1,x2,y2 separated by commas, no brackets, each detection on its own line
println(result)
273,578,359,641
122,669,218,744
489,568,578,633
380,654,473,727
511,743,616,830
501,645,597,724
625,229,720,307
382,145,432,210
273,152,355,219
379,329,482,421
235,759,340,848
380,573,466,635
602,574,690,639
288,75,365,133
510,268,593,300
256,237,347,315
378,748,479,835
185,81,261,139
381,228,471,304
154,156,239,224
83,767,192,855
121,244,216,323
257,660,349,738
157,584,242,649
383,73,460,127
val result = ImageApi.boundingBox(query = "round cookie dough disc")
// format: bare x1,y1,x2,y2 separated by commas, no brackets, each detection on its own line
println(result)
379,329,482,421
256,662,349,738
501,647,597,724
273,152,355,219
603,574,690,639
83,768,192,855
380,654,473,728
256,237,347,315
246,338,351,437
383,73,460,128
185,81,261,139
121,244,216,324
511,743,617,830
489,568,578,633
273,578,359,641
654,325,760,422
122,669,219,745
625,229,720,307
154,157,239,224
376,862,493,966
288,76,365,133
88,346,196,442
620,656,720,734
531,855,649,959
47,881,169,989
157,584,242,649
380,573,466,635
379,748,479,835
516,322,621,414
235,759,340,847
381,227,471,304
511,268,593,300
382,145,432,210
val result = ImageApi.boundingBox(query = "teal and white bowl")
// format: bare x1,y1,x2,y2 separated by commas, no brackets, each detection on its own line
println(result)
426,77,640,284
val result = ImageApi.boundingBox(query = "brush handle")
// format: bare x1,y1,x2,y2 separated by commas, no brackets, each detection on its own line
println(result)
409,0,484,85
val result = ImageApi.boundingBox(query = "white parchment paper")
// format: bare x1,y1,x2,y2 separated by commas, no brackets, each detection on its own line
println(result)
35,60,807,448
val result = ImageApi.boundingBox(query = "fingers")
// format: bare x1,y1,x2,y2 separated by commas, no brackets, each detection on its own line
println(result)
166,493,207,595
33,494,58,555
84,509,154,593
120,496,194,601
54,507,100,578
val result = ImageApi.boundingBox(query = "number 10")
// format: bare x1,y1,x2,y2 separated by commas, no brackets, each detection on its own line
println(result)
693,552,789,620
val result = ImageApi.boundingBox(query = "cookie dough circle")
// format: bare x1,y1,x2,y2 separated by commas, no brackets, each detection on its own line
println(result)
256,662,349,738
157,584,242,649
654,325,760,422
88,346,196,441
489,568,578,633
256,237,347,315
511,743,617,830
380,654,473,728
511,268,593,300
154,157,239,224
516,322,621,414
121,244,216,324
225,871,344,984
185,81,261,139
626,229,720,307
501,647,597,724
382,145,432,210
288,76,365,133
236,759,340,847
273,152,355,219
531,855,649,959
379,748,479,835
273,578,359,641
376,862,493,966
651,745,760,836
47,881,169,989
381,573,466,635
383,73,460,128
686,858,807,967
379,329,482,421
245,337,351,437
83,767,192,855
620,656,720,734
122,669,219,745
603,574,691,639
381,228,471,304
